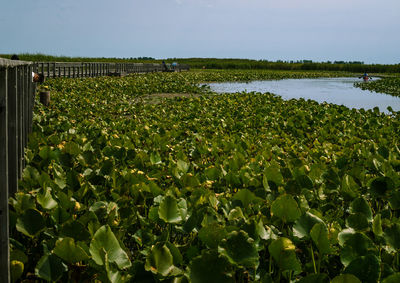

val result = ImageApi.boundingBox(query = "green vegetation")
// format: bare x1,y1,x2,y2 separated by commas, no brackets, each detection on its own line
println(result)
173,58,400,73
355,78,400,98
2,53,400,73
10,70,400,282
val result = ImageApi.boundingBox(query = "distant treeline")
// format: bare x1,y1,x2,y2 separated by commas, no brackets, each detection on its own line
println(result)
2,54,399,73
174,58,400,73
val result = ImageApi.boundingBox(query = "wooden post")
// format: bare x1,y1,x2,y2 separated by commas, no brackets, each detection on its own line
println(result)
7,67,18,197
46,63,50,79
39,91,50,106
53,63,56,78
0,67,10,283
16,68,23,178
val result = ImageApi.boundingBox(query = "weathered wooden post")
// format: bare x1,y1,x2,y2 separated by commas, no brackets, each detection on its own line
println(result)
17,67,24,176
39,91,50,106
7,67,18,197
0,66,10,283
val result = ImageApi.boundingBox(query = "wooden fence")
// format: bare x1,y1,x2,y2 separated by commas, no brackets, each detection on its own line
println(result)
34,61,190,79
0,59,189,282
0,58,36,283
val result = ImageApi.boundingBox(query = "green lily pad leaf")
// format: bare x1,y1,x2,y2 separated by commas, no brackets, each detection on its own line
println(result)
372,214,383,237
205,166,220,181
150,152,162,165
218,230,259,268
89,201,108,219
16,209,46,237
39,146,52,160
389,191,400,210
65,141,80,156
378,146,390,159
60,221,91,241
346,212,369,231
10,249,28,264
53,237,90,263
331,274,362,283
199,223,227,249
344,254,380,283
264,166,284,186
268,237,301,272
145,243,174,277
166,242,183,266
233,189,260,208
384,223,400,250
228,207,245,221
177,160,189,173
11,260,24,283
293,212,324,238
190,251,234,283
297,273,329,283
158,195,183,224
103,249,132,283
35,254,68,282
338,228,356,246
382,273,400,283
37,188,58,210
350,198,372,221
89,225,131,269
340,175,359,200
340,233,377,267
296,175,313,190
271,194,301,223
369,176,394,198
310,223,330,254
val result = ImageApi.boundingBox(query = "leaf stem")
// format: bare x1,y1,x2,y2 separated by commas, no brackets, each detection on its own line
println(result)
269,254,272,275
310,245,317,274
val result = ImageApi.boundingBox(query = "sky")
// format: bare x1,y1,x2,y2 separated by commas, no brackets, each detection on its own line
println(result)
1,0,399,64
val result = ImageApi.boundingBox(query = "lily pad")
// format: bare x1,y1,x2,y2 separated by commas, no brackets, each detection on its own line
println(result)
158,195,183,224
271,194,301,223
16,209,46,237
268,237,301,272
89,225,131,269
53,237,90,263
190,251,234,283
35,254,68,282
218,230,259,268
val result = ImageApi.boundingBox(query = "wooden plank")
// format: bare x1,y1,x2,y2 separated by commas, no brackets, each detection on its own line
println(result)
7,67,18,196
0,67,10,283
16,68,23,178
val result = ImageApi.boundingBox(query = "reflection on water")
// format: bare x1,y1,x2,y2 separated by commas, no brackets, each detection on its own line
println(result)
207,77,400,113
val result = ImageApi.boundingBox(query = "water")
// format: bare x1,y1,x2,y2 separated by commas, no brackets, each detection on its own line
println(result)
207,77,400,113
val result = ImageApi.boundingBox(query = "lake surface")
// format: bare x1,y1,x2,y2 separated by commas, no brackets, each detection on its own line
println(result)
207,77,400,113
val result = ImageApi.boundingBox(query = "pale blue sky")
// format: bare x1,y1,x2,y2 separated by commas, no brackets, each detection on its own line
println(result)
1,0,399,64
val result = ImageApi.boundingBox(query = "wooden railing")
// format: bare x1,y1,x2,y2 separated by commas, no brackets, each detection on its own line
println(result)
34,62,190,79
0,58,36,283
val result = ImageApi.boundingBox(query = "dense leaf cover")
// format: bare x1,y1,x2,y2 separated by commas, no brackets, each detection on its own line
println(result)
355,77,400,98
10,70,400,282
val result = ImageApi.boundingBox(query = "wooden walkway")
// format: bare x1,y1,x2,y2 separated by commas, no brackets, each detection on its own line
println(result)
34,62,190,79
